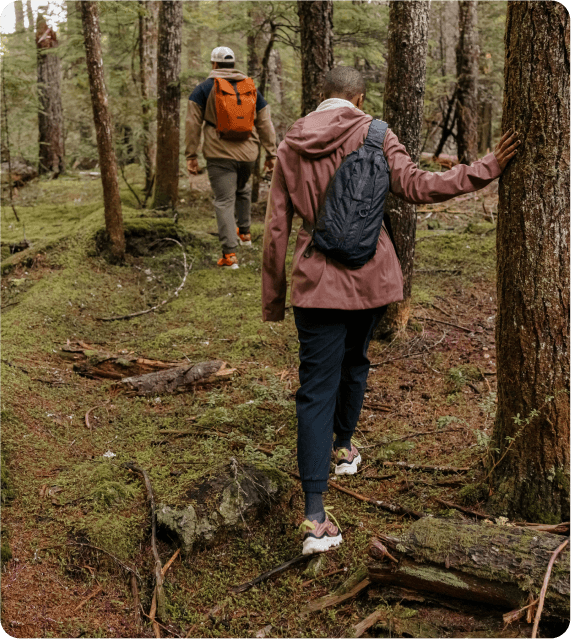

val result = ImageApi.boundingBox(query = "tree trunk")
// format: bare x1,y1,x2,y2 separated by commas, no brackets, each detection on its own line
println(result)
139,0,159,195
14,1,25,33
36,13,64,176
297,0,334,117
80,0,125,260
26,0,33,32
185,1,202,73
152,0,182,211
490,2,570,522
369,518,570,618
456,0,479,165
477,81,493,154
376,0,430,336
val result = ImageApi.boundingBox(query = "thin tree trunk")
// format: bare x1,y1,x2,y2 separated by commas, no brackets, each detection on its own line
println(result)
26,0,33,32
456,0,479,164
36,12,64,176
251,26,275,205
297,0,334,117
152,0,182,211
139,0,159,195
478,80,493,154
185,1,202,73
490,2,570,522
14,1,25,33
376,0,430,335
80,0,125,260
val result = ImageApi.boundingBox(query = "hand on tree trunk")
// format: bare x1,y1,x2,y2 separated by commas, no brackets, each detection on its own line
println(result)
494,129,521,171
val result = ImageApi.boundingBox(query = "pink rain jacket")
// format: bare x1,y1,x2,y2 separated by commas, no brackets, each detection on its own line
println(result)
262,106,501,322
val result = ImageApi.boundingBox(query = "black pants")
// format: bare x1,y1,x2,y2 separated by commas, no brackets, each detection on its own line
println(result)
293,306,386,493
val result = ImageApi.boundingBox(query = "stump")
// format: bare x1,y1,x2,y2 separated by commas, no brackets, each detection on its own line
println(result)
368,517,570,619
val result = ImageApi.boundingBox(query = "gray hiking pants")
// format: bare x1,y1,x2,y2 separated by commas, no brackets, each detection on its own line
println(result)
206,159,255,253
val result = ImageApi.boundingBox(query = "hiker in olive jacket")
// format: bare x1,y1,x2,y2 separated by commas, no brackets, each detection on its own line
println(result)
186,46,277,269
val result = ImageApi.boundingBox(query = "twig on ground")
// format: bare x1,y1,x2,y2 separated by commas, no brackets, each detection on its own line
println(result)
161,548,181,578
418,316,473,333
369,538,399,563
353,608,387,638
67,542,140,578
131,573,142,631
357,473,398,481
229,554,308,594
140,608,181,637
531,539,569,638
385,425,469,444
435,498,492,520
370,352,425,367
430,302,456,319
503,598,539,626
99,239,192,321
513,521,570,535
302,567,347,587
119,163,143,208
381,461,469,474
73,583,103,612
301,577,371,615
123,462,165,622
85,404,108,431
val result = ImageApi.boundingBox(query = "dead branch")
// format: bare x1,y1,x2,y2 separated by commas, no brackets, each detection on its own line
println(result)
369,352,425,367
514,522,570,536
67,542,140,578
161,548,180,578
418,316,473,333
85,404,108,430
385,425,469,444
369,538,398,564
381,461,469,474
503,598,539,626
131,573,142,631
229,554,307,594
73,583,103,612
301,577,370,616
435,498,492,520
532,539,569,637
119,360,226,395
99,239,192,321
353,608,387,638
302,567,348,587
123,462,165,621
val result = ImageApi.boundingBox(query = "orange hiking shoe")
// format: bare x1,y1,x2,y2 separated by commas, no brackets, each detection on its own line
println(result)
237,227,252,247
217,253,239,269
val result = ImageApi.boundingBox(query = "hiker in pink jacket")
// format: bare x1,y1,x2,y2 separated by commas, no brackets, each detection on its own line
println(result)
262,67,519,555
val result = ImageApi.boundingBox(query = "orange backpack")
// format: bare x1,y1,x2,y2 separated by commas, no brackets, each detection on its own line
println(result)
214,77,257,141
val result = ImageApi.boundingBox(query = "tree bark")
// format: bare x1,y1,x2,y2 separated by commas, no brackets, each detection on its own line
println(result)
26,0,33,32
36,12,64,176
376,0,430,335
490,2,570,522
369,518,570,618
297,0,334,117
456,0,479,165
139,0,159,194
120,360,224,395
14,1,25,33
80,0,125,260
152,0,182,211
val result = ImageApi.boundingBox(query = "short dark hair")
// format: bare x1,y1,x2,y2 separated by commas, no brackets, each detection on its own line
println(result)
217,60,235,69
322,66,366,100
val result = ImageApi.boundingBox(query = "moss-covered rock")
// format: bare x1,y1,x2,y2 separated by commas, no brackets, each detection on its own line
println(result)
157,461,289,552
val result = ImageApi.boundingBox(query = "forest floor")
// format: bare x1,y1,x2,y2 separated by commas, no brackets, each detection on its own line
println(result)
0,167,539,638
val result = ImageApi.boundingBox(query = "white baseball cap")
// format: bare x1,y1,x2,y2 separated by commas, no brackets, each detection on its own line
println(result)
211,46,235,63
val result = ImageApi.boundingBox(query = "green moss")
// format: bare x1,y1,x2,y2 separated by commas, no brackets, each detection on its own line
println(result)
458,483,488,506
448,365,483,390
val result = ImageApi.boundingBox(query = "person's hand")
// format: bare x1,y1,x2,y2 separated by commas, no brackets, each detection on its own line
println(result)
494,129,521,171
187,158,199,176
263,157,276,174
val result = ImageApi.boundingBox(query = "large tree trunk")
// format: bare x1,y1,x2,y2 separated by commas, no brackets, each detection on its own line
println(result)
36,13,64,176
369,518,570,619
490,2,570,522
80,0,125,260
139,0,159,195
455,0,479,165
152,0,182,211
14,1,25,32
297,0,334,117
376,0,430,336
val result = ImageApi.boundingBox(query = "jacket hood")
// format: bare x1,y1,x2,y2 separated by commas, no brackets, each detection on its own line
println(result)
285,107,372,159
208,68,248,81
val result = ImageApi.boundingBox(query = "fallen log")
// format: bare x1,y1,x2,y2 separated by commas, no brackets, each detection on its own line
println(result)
368,517,570,619
60,342,183,380
119,360,228,395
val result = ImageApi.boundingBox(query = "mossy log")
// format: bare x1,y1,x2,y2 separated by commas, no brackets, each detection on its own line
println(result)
368,518,570,619
119,360,224,395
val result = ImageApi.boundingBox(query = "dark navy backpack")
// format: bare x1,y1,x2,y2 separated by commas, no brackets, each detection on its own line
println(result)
304,119,390,270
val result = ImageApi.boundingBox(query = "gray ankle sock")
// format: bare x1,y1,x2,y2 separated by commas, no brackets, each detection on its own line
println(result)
304,492,325,523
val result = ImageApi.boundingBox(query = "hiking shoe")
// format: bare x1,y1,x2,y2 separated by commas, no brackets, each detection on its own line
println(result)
299,509,342,555
217,253,239,269
334,443,362,475
237,227,252,247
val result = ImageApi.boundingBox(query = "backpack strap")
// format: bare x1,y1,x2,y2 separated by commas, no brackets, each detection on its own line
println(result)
364,119,388,150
